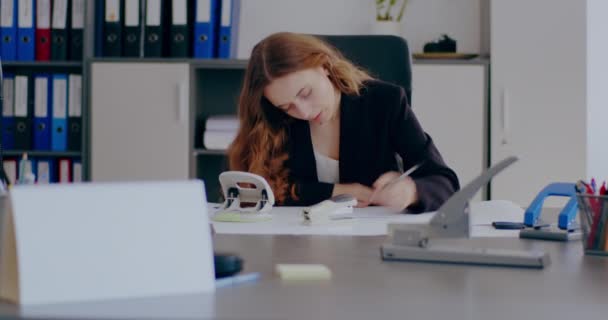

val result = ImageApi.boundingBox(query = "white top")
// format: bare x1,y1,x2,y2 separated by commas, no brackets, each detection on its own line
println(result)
313,149,339,184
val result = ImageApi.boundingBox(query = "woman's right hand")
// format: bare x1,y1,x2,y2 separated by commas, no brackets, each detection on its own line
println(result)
333,183,373,207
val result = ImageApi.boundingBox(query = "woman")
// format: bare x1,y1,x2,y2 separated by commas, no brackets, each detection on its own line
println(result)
227,32,459,212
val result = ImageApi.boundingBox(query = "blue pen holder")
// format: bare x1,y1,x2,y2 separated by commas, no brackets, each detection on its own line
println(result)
576,193,608,256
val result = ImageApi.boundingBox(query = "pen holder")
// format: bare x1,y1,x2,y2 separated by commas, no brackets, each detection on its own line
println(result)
576,193,608,256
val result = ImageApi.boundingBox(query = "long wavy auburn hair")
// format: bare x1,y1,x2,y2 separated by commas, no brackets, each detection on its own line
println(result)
227,32,373,204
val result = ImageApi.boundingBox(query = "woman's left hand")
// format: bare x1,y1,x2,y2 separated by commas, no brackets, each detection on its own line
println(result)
370,171,418,211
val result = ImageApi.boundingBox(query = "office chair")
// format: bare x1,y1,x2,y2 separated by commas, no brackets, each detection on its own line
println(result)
318,35,412,103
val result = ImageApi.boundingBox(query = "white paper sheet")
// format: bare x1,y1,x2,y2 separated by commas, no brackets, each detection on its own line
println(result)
209,200,524,238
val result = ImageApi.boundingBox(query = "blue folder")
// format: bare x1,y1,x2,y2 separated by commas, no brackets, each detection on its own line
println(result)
0,0,18,61
194,0,219,58
16,0,36,61
51,74,67,151
33,74,52,150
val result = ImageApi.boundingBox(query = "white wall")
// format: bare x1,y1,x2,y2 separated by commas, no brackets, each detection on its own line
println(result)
236,0,485,58
586,0,608,181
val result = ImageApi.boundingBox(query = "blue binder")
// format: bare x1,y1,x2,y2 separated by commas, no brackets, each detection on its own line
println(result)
218,0,240,59
194,0,219,58
1,73,15,149
0,0,18,61
51,74,67,151
33,73,51,150
16,0,36,61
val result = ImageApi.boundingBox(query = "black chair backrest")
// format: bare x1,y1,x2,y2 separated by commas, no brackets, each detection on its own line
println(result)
317,35,412,103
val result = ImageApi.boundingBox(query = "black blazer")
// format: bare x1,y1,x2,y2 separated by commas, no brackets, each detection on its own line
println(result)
282,80,460,213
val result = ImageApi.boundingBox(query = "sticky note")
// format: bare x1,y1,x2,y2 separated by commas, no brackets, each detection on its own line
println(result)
212,211,272,222
275,264,332,281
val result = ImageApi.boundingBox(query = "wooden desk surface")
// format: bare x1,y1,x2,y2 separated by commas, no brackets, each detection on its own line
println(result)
0,230,606,320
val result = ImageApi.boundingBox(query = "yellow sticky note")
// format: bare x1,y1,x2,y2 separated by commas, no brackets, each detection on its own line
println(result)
275,264,332,281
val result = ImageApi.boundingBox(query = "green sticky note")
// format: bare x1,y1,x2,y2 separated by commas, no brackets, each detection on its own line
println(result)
212,211,272,223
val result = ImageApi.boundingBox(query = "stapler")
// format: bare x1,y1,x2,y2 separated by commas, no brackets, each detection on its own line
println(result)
381,157,550,268
212,171,275,222
302,194,358,225
518,183,582,241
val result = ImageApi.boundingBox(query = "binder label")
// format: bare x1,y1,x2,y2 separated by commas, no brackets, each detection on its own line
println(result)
72,162,82,182
53,78,67,119
72,0,85,29
105,0,121,23
36,0,51,29
52,0,68,29
37,161,50,184
125,0,140,27
172,0,187,25
14,76,28,117
59,159,70,183
221,0,231,26
197,0,211,22
146,0,161,26
68,75,82,117
1,0,14,28
2,78,14,117
18,0,34,28
35,77,49,117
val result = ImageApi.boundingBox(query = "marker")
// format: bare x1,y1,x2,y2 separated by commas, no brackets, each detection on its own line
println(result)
215,272,261,288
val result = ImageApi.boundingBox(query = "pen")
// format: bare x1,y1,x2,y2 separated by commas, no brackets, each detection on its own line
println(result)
369,162,424,203
215,272,261,288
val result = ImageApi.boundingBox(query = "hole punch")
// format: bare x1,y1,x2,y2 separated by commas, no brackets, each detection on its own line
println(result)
212,171,275,223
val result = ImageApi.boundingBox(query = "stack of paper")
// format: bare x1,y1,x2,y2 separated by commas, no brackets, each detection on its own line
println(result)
209,200,525,238
203,115,238,150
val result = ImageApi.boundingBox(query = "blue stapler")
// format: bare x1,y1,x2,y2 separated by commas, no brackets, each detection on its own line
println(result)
519,182,582,241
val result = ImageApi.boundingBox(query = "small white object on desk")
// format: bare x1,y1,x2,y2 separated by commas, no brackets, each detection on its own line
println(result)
302,194,358,225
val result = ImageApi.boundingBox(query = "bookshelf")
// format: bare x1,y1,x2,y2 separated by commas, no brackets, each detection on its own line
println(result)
1,0,90,184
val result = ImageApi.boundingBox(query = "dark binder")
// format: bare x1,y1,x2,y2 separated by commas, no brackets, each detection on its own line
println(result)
143,0,166,57
103,0,123,57
13,74,34,150
169,0,191,57
122,0,142,57
69,0,85,60
67,74,82,151
51,0,69,60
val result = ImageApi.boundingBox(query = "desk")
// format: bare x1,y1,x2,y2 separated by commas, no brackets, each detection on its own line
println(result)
0,212,606,319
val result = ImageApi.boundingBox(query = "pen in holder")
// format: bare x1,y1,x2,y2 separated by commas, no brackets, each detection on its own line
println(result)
575,193,608,256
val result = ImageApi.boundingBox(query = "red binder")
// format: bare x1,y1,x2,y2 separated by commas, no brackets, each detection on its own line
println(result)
35,0,52,61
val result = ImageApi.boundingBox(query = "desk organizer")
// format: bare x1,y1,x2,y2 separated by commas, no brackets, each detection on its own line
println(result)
576,193,608,256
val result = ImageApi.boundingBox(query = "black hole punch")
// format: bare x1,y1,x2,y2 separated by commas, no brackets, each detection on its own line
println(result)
149,34,159,42
199,34,208,41
23,36,31,43
17,123,26,132
38,123,46,130
3,35,10,43
57,127,63,133
107,34,117,43
175,34,184,42
71,123,80,132
127,34,136,42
